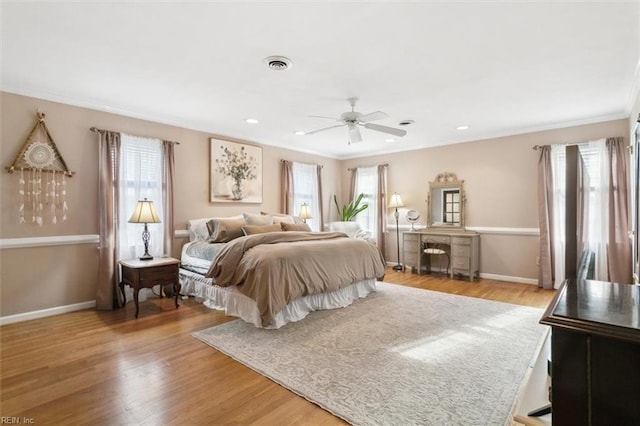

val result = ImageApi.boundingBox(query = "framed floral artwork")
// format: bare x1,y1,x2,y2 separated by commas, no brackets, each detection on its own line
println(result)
210,138,263,203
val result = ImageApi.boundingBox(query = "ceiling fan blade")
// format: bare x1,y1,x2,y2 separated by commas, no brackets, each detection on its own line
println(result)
308,115,338,121
304,124,345,135
357,111,388,123
349,125,363,144
363,122,407,137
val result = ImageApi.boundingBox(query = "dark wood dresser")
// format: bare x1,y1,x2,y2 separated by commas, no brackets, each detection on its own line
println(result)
540,279,640,426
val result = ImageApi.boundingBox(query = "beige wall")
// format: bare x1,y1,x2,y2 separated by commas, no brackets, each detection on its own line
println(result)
342,119,629,281
0,90,631,317
0,92,341,317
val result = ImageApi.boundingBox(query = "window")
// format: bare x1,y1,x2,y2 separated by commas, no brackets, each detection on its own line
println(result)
354,166,378,239
118,134,164,260
550,140,608,282
291,162,320,231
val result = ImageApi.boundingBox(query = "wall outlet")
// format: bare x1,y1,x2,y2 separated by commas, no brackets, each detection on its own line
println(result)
536,256,541,266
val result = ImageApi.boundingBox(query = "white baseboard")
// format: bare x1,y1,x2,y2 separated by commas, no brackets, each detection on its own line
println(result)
0,300,96,326
479,273,538,286
388,264,538,286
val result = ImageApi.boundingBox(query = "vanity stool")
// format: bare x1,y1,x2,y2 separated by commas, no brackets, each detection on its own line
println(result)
423,243,450,278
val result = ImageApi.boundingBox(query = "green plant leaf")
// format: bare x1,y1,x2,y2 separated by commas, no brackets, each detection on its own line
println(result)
334,193,369,221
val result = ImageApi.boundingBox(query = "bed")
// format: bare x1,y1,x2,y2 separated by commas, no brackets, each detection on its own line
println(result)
179,214,386,328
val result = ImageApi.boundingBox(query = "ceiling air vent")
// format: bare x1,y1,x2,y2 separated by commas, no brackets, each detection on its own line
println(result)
264,56,293,71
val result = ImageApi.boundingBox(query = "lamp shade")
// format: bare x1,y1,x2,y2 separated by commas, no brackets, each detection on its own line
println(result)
298,203,313,220
388,192,405,208
128,198,161,224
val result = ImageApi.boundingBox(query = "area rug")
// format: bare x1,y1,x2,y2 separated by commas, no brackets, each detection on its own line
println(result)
193,282,546,426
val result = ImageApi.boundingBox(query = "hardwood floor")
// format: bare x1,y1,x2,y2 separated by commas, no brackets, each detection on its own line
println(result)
1,268,555,425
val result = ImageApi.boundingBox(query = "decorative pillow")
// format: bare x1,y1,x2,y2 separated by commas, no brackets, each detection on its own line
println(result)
261,211,305,224
242,224,282,235
272,215,295,225
206,217,246,243
187,215,243,241
281,222,311,232
244,212,273,226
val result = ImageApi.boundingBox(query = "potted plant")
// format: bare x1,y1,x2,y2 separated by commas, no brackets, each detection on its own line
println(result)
333,193,368,221
330,193,368,235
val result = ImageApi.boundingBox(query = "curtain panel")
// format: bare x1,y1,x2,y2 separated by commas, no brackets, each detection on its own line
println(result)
376,165,388,257
349,168,357,202
162,140,176,257
281,160,293,215
606,137,632,283
96,130,122,310
537,145,555,289
316,165,324,230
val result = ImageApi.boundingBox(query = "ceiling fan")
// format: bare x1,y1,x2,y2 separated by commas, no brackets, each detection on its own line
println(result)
303,98,407,144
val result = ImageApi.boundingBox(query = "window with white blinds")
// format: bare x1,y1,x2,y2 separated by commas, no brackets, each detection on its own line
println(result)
118,133,164,260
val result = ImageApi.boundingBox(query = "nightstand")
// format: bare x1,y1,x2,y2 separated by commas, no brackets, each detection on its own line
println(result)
119,257,181,318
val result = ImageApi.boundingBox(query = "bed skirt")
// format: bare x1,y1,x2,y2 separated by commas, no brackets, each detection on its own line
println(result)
179,268,377,329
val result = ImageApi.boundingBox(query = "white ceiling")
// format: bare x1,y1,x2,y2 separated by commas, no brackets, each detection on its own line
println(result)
2,1,639,159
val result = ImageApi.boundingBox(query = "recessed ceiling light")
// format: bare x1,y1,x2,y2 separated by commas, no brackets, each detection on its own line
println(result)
264,56,293,71
295,131,306,135
245,118,259,124
385,138,395,143
456,125,469,130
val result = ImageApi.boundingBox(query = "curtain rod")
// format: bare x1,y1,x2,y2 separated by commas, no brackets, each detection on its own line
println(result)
280,159,323,168
90,127,180,145
347,163,388,171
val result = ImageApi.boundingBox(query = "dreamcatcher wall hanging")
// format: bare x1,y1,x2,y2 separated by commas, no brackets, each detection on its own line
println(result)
5,111,75,225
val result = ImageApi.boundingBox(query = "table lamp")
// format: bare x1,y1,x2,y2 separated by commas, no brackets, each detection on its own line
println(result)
128,198,161,260
298,203,313,223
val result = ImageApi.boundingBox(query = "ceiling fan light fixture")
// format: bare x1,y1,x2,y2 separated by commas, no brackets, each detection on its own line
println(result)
385,138,395,143
456,125,470,130
303,98,406,145
264,55,293,71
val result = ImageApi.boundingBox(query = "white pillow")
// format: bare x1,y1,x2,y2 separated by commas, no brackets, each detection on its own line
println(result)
187,215,243,241
261,211,305,224
272,215,295,225
243,212,273,226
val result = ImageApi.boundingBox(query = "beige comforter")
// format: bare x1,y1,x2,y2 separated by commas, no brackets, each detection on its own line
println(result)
207,231,386,326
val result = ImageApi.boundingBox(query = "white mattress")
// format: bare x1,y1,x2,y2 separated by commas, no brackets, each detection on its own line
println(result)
179,268,377,329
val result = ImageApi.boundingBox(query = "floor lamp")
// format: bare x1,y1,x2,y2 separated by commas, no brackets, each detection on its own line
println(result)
388,192,405,271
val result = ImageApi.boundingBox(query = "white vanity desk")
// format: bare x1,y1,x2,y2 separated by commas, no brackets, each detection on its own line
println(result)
402,229,480,281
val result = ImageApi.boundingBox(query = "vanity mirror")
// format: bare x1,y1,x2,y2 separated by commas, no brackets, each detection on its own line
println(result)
427,172,465,229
